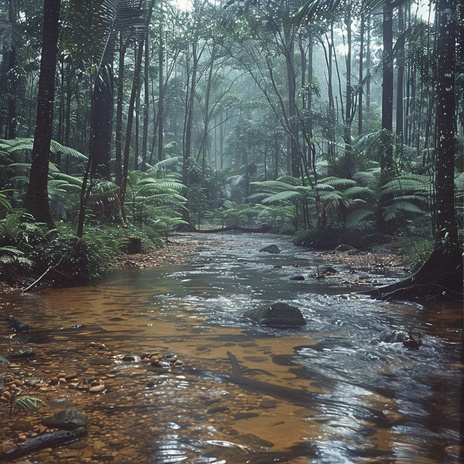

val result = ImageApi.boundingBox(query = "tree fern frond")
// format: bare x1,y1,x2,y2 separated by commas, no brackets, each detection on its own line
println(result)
352,170,379,187
320,176,357,190
262,191,301,203
346,208,375,227
343,186,376,200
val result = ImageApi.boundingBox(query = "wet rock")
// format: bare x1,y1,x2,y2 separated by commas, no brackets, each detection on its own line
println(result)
318,266,337,276
207,405,230,414
379,330,408,343
403,333,422,350
8,346,35,360
43,408,88,431
259,245,280,254
8,316,30,333
244,303,306,328
290,275,305,281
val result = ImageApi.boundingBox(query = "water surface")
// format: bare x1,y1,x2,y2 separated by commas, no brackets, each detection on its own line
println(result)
0,233,462,463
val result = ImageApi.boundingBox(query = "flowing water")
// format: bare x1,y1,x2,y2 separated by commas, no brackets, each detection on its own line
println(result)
0,233,462,463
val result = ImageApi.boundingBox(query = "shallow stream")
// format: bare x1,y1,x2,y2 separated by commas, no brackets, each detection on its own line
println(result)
0,233,462,463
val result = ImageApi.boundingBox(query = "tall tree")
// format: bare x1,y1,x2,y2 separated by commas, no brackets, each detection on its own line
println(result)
381,0,395,179
23,0,61,228
370,0,462,301
0,0,19,139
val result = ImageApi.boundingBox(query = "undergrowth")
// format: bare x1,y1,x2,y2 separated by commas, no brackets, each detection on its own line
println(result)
0,212,162,288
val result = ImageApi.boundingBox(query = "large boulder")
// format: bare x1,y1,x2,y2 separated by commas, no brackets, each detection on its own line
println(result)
244,303,306,328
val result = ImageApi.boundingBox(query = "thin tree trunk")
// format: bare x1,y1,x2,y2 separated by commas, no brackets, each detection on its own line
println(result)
115,33,126,186
343,4,354,178
120,38,145,215
183,43,198,187
358,17,364,136
381,0,394,178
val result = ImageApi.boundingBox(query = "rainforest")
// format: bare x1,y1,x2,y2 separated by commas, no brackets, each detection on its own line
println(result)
0,1,462,462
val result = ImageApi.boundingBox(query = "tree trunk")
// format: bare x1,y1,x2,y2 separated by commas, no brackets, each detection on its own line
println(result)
23,0,61,228
396,5,405,144
357,17,364,136
342,5,354,179
89,28,116,181
183,43,198,187
381,0,394,179
115,33,126,186
120,38,145,214
1,0,18,139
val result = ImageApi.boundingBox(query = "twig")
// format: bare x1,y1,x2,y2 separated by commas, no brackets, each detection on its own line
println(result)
22,258,63,292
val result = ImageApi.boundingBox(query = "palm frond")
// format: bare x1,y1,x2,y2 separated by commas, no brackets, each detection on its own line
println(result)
294,0,342,24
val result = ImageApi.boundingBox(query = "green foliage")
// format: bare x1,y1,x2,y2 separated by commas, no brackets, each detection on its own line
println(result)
213,202,257,227
0,211,51,249
14,395,45,413
124,168,186,232
3,390,45,418
294,225,383,251
0,189,12,213
399,237,434,271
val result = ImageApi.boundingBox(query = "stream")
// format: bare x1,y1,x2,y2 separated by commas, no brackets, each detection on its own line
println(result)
0,233,462,463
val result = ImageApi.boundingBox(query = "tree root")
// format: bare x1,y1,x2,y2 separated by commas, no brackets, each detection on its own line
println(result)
364,248,463,301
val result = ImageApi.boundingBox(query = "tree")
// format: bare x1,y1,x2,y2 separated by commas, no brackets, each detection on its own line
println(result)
369,0,463,300
380,0,394,178
0,0,19,139
23,0,61,228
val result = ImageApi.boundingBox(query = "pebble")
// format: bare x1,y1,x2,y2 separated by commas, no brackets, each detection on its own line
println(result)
89,384,106,393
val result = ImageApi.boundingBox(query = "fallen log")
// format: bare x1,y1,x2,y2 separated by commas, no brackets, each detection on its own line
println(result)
0,427,87,461
187,225,272,234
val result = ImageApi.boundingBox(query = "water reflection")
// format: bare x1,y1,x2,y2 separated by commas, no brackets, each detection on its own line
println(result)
0,233,461,463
